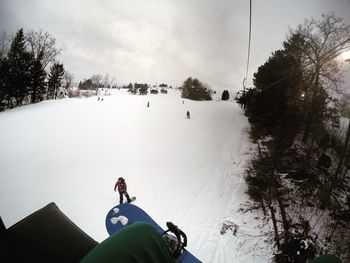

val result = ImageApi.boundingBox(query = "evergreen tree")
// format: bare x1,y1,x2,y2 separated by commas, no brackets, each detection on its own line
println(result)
47,62,64,99
7,28,32,107
127,83,133,93
244,45,304,143
0,57,10,110
138,84,148,95
29,51,46,103
78,79,94,90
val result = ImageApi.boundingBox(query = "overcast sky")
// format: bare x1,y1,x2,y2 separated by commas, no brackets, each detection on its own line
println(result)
1,0,350,92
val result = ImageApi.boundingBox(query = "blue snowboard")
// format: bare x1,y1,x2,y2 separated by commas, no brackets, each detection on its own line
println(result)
105,203,202,263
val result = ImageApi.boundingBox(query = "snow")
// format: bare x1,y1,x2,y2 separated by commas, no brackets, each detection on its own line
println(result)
110,215,128,226
0,89,271,262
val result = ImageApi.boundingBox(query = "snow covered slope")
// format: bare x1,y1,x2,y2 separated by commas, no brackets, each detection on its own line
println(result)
0,89,271,262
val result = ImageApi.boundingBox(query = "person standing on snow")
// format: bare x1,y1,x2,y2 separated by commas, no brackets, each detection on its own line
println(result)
114,177,132,204
186,110,190,119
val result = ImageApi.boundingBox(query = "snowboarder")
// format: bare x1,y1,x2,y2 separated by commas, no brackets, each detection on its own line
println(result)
114,177,132,204
186,111,190,119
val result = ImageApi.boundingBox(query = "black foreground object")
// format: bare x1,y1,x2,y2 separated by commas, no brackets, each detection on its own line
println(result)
0,202,98,263
161,221,187,258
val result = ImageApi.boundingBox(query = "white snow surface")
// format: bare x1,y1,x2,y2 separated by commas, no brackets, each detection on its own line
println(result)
0,90,271,262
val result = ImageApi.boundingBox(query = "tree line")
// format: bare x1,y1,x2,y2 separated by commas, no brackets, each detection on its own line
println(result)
237,13,350,262
0,28,70,111
78,73,117,91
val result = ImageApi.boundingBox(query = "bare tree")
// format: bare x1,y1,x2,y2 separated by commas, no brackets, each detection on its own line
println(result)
339,92,350,117
91,74,102,89
0,31,12,59
110,76,116,88
288,13,350,143
63,71,74,89
25,29,63,69
103,73,110,88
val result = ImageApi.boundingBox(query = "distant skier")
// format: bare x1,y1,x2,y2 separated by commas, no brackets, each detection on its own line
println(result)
147,101,150,107
186,110,190,119
114,177,132,204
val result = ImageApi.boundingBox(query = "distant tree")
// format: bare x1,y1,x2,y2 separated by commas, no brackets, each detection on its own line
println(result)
138,83,148,95
128,83,137,94
102,73,110,88
78,79,94,90
221,90,230,100
91,74,102,89
47,62,64,99
181,77,212,101
7,28,32,106
29,51,46,103
127,83,133,93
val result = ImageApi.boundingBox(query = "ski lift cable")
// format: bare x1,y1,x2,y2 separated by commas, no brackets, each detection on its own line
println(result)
243,0,252,93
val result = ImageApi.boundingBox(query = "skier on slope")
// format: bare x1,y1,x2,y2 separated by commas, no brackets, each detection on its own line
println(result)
186,110,190,119
114,177,132,204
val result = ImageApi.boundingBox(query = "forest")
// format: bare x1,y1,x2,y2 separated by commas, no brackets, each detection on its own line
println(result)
237,13,350,262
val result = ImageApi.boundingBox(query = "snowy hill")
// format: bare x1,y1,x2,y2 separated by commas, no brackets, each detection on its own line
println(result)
0,89,271,262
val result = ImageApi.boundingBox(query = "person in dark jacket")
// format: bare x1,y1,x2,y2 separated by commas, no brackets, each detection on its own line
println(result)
186,111,190,119
114,177,132,204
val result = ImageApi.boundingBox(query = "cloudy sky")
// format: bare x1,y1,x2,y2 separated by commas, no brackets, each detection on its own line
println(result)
1,0,350,92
